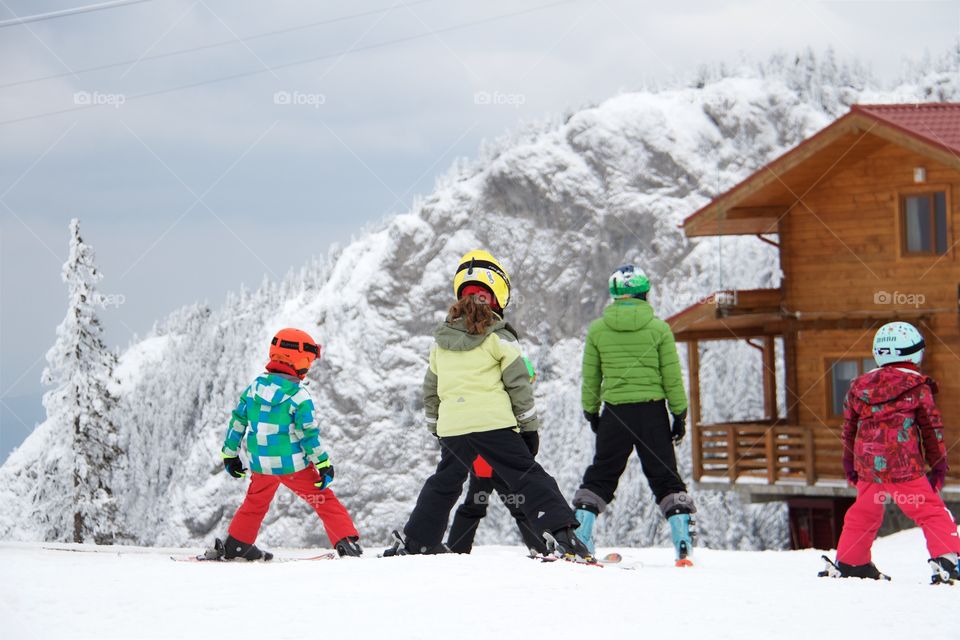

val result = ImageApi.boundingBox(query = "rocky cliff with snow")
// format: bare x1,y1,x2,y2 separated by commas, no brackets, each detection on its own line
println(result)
3,50,958,550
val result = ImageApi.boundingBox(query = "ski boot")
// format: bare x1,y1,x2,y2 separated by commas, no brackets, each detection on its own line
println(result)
335,536,363,558
668,513,696,567
573,507,597,556
222,535,273,561
544,527,596,564
381,530,449,557
818,555,891,580
929,554,959,585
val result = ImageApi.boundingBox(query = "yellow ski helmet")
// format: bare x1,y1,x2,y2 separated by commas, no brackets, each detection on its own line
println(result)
452,250,512,310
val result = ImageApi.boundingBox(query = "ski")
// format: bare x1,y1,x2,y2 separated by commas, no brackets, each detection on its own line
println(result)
536,553,603,568
600,552,643,570
171,552,337,563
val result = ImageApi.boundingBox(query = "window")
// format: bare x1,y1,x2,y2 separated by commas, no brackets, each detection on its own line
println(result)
902,191,948,255
828,357,876,416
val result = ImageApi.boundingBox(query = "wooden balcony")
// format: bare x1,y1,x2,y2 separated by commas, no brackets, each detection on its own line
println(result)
692,421,815,485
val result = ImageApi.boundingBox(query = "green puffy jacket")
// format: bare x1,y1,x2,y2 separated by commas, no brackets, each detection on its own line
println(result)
581,298,687,416
423,318,539,437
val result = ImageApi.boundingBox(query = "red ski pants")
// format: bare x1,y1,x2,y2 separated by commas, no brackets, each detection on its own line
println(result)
837,477,960,565
228,467,358,547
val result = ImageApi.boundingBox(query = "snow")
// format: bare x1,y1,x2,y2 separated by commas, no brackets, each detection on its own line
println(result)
110,335,171,396
1,529,955,640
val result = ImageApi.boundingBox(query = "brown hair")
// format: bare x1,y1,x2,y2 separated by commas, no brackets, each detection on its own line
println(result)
447,295,497,335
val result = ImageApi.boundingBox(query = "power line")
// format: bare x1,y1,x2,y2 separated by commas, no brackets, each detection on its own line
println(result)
0,0,434,89
0,0,580,127
0,0,158,29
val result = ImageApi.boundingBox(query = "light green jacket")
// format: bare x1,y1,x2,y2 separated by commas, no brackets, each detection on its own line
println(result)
582,298,687,415
423,319,539,437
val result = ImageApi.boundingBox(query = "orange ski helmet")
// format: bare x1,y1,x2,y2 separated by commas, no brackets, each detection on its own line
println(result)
269,328,321,376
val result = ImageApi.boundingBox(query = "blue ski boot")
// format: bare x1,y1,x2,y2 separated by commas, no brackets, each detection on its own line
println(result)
574,507,597,555
668,513,695,567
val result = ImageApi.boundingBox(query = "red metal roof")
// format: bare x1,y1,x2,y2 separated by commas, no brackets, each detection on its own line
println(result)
681,102,960,232
851,103,960,157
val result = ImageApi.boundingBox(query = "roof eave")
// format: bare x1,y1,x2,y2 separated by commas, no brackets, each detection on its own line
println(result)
682,106,960,239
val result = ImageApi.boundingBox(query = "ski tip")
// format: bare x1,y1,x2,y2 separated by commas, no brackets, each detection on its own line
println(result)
675,558,694,568
601,552,623,563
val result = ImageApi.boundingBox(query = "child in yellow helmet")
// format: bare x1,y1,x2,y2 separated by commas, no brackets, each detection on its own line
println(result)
383,251,594,562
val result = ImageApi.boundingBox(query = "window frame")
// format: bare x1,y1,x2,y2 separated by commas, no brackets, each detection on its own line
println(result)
825,356,876,419
898,186,951,258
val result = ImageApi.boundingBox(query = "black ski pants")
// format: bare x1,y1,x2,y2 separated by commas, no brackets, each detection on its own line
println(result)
405,428,576,548
446,471,549,554
580,400,687,506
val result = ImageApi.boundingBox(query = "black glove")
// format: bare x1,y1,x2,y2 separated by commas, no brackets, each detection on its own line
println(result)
222,454,246,479
583,411,600,434
520,430,539,455
670,410,687,445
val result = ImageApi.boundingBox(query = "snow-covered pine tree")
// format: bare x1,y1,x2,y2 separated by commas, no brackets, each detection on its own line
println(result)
39,219,123,544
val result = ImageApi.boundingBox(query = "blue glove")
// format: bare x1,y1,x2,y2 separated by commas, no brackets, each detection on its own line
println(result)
314,452,334,490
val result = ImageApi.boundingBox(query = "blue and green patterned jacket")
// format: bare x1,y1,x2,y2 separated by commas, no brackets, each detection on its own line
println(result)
222,372,325,475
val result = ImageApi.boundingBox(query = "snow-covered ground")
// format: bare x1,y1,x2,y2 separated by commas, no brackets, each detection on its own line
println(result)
2,529,955,640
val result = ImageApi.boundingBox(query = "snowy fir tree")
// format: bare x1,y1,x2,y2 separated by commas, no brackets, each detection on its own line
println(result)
35,219,123,544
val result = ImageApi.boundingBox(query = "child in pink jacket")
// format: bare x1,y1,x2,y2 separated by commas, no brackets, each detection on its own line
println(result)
823,322,960,584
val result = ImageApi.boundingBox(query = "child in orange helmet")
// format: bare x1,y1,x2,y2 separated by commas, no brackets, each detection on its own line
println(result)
209,328,361,560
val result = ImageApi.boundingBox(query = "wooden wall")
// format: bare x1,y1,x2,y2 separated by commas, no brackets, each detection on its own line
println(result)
779,137,960,480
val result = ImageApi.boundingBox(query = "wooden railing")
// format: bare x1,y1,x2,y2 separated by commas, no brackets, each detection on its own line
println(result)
692,421,815,485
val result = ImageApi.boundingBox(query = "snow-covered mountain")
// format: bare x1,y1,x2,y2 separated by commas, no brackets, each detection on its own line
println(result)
3,49,958,550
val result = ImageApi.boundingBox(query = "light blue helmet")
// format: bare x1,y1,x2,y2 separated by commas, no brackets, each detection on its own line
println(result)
873,321,925,366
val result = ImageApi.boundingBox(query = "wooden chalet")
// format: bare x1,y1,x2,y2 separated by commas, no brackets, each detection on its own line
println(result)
667,103,960,548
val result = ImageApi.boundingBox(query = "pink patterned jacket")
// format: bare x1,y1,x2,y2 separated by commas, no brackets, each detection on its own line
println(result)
841,364,947,483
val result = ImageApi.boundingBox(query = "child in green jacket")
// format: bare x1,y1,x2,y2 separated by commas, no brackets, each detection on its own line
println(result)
574,265,697,566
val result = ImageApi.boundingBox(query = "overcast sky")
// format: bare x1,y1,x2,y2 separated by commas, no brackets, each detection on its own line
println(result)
0,0,957,459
